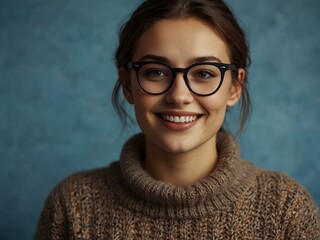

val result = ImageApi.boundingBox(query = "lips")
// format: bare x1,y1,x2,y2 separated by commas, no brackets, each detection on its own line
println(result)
156,111,203,124
156,112,202,131
161,115,198,123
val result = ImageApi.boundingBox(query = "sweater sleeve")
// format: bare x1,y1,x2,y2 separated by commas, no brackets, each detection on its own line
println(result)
279,175,320,239
35,186,69,240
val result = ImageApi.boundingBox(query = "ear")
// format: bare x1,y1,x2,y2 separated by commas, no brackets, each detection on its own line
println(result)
227,68,245,107
118,67,134,104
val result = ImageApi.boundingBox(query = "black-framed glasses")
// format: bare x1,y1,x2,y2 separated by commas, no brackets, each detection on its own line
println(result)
126,61,237,96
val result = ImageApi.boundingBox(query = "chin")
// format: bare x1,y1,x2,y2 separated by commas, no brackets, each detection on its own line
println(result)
156,137,202,154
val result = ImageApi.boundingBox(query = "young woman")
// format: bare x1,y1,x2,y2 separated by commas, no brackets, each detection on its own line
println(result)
36,0,320,239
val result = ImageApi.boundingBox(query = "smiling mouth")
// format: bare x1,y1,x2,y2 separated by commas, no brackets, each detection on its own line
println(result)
159,114,201,123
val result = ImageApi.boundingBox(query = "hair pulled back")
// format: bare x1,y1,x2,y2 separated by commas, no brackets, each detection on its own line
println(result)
113,0,251,134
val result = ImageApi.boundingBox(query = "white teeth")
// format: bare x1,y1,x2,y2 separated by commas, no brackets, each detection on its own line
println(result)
162,115,198,123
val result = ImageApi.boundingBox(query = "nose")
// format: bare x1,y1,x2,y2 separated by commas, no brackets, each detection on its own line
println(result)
165,73,194,105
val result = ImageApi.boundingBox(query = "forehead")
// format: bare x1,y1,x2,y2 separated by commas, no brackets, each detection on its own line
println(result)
133,17,231,65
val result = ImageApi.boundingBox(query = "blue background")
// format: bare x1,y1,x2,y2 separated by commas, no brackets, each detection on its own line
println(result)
1,0,319,239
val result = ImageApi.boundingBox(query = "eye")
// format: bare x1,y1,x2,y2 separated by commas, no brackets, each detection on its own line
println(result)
193,70,215,80
140,65,171,82
145,69,167,78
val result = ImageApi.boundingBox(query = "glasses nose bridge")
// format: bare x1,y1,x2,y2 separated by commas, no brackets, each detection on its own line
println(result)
171,67,188,82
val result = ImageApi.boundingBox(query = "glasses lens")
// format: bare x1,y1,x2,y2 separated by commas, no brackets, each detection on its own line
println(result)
138,63,172,94
187,64,222,95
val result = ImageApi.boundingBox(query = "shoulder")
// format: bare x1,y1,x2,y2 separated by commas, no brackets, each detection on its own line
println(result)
250,169,316,207
49,162,120,203
36,163,121,238
253,170,314,202
251,169,320,237
240,167,313,207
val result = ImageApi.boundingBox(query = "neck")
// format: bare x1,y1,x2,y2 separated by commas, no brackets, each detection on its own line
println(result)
143,137,218,186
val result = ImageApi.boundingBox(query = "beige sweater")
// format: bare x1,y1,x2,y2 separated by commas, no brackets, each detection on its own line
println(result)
36,131,320,239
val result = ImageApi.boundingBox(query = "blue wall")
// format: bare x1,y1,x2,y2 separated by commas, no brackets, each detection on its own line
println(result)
1,0,319,239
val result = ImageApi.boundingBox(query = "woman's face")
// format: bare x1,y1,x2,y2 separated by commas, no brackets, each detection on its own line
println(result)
121,17,243,155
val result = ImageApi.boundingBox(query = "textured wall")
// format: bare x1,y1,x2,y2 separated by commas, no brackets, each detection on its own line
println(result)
0,0,319,239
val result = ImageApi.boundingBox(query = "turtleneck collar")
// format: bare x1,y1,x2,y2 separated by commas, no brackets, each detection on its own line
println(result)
108,130,256,218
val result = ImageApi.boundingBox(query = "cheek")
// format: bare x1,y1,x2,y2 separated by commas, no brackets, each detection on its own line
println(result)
131,79,147,107
131,83,157,122
202,90,230,114
199,87,230,133
133,97,150,131
208,78,234,109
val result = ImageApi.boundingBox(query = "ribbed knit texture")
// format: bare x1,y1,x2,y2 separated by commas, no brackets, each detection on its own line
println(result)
35,131,320,239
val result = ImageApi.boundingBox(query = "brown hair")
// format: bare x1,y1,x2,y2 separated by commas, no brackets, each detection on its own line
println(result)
112,0,251,134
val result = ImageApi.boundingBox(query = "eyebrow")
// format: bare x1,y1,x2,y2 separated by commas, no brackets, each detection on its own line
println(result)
190,56,222,63
138,54,223,65
139,54,169,63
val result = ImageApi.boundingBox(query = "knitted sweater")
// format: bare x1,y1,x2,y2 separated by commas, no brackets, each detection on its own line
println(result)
35,132,320,239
